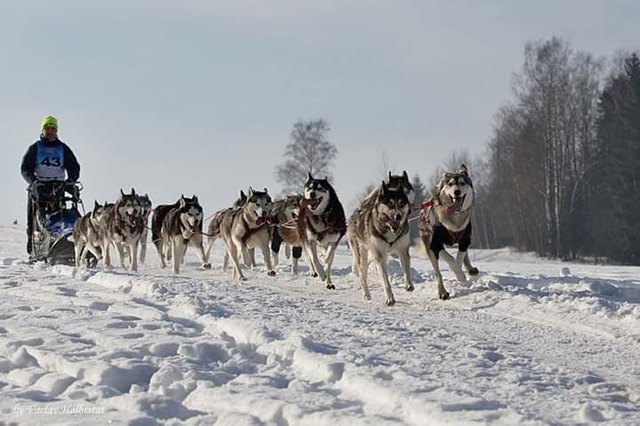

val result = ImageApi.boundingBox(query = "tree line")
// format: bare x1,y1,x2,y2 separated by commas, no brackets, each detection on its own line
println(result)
475,37,640,264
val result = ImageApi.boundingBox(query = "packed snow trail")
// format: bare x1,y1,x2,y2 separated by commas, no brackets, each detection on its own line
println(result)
0,225,639,425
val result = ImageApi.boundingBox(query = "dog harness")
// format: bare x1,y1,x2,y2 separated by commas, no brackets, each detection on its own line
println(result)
240,216,268,245
35,141,65,181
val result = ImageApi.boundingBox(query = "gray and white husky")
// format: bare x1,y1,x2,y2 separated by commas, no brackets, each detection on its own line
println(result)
152,195,210,274
204,189,250,270
219,187,275,281
353,170,415,277
348,181,412,306
104,189,145,271
69,200,109,267
418,164,478,300
298,173,346,289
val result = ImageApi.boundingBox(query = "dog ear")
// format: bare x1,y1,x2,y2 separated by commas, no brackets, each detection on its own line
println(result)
94,200,100,209
379,181,389,199
240,189,246,199
247,187,255,198
192,195,198,203
120,188,125,197
263,187,268,193
402,170,408,180
179,196,186,208
459,164,469,176
131,188,136,195
387,171,392,183
307,171,313,181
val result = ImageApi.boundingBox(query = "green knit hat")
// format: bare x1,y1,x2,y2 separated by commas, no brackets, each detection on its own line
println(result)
41,115,58,131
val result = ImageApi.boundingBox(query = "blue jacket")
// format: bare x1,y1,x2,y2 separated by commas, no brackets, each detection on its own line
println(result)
21,137,80,184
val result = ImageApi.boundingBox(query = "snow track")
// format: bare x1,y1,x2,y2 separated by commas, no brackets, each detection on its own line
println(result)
0,226,639,424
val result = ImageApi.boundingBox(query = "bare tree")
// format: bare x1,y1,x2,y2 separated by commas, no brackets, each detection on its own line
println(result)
275,119,338,194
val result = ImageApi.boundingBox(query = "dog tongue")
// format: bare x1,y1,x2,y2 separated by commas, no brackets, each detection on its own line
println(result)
445,198,463,215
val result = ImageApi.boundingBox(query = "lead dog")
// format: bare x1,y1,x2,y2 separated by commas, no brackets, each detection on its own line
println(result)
348,181,412,306
352,171,415,277
418,164,478,299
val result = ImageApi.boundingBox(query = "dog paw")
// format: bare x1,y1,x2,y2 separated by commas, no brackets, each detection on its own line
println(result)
405,284,414,292
267,270,276,277
203,263,212,270
468,267,479,276
311,272,318,278
363,292,371,301
385,298,396,306
326,284,336,290
439,291,450,300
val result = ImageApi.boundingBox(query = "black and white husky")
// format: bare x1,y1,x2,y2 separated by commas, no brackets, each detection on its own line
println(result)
151,195,210,274
69,200,109,267
419,164,478,300
218,187,275,281
298,173,346,289
104,189,145,271
348,181,412,306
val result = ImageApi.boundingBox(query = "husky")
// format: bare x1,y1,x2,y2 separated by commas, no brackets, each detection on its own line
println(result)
203,189,250,270
137,193,152,264
362,171,415,206
219,187,275,281
353,171,415,277
104,189,145,271
348,182,412,306
418,164,478,300
69,200,109,267
270,194,303,274
151,195,210,274
298,173,346,289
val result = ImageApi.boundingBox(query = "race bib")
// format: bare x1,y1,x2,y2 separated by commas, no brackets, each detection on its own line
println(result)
35,141,65,181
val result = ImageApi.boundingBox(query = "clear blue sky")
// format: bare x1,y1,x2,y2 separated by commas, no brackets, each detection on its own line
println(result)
2,0,638,224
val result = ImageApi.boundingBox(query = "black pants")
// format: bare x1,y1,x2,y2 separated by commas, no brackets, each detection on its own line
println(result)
26,193,34,254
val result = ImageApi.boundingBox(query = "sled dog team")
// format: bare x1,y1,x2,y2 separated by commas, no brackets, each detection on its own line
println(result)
70,164,478,305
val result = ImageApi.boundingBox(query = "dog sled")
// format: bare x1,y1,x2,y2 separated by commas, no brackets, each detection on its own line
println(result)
28,180,96,266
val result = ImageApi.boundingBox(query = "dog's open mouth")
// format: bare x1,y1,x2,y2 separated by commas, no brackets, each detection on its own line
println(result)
302,197,321,210
445,194,466,215
125,212,138,226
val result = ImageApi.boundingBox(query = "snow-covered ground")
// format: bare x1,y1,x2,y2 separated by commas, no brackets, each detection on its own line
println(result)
1,224,639,425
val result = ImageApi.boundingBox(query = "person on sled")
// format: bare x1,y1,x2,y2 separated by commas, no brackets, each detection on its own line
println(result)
20,116,81,258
